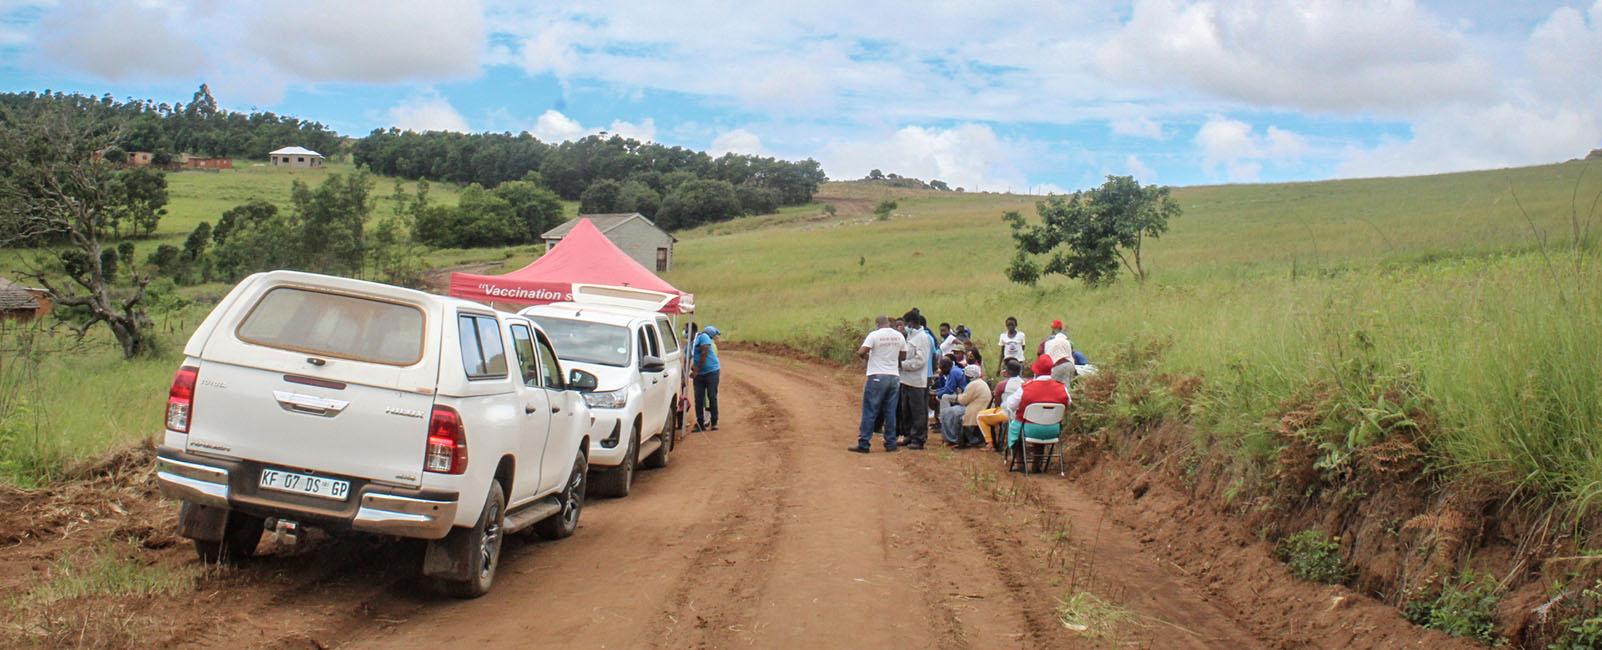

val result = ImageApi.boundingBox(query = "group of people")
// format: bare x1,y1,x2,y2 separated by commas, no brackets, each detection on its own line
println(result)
852,310,1095,470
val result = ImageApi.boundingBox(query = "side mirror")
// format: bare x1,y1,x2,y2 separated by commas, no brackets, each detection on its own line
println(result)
640,355,666,374
569,369,599,392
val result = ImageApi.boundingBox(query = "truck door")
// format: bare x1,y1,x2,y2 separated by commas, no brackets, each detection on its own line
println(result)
639,323,668,436
534,330,580,494
506,321,550,506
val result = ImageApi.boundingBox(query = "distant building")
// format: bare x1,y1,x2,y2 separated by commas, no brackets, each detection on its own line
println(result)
268,146,324,168
126,151,155,167
179,154,233,170
0,275,50,321
542,213,677,272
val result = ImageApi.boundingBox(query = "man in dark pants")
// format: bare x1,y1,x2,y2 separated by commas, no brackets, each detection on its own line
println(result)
897,309,933,449
691,325,721,431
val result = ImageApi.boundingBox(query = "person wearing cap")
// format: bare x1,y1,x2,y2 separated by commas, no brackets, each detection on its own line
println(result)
938,364,989,447
691,325,722,431
1035,319,1068,357
1005,355,1072,471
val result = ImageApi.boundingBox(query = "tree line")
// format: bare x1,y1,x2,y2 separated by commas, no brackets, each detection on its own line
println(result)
0,85,343,161
355,130,827,230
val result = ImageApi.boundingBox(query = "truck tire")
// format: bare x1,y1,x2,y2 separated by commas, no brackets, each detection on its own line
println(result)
591,426,637,498
193,508,264,565
440,481,506,598
642,418,672,469
534,449,587,540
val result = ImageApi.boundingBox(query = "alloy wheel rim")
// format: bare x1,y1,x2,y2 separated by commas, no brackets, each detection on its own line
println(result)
563,464,584,524
479,502,501,578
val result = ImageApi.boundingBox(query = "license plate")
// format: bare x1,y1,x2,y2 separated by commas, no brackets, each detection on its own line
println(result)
259,468,350,501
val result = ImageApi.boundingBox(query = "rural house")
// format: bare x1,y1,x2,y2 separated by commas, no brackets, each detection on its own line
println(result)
268,146,324,168
542,213,677,272
0,275,50,320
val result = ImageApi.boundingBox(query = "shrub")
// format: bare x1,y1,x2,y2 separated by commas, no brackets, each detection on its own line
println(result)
1404,571,1501,644
1275,530,1348,584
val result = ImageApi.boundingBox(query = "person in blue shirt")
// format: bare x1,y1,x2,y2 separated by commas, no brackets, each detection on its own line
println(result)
932,357,968,399
691,325,721,431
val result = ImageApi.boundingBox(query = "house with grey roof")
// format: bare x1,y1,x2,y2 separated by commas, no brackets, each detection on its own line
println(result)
268,146,324,168
542,213,678,272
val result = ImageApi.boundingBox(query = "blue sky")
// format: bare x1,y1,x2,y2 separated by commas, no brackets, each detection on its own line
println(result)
2,1,1599,192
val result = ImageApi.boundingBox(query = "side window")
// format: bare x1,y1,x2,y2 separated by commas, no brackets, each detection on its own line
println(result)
536,332,564,389
636,328,651,365
657,318,679,354
458,314,508,380
643,324,661,357
509,323,541,387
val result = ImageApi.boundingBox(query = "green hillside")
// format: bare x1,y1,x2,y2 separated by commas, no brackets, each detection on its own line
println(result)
669,161,1602,511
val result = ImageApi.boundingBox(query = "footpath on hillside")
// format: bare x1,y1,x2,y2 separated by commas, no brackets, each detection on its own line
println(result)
0,352,1464,648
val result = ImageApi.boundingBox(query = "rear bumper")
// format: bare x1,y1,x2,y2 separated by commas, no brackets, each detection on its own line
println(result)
155,447,459,540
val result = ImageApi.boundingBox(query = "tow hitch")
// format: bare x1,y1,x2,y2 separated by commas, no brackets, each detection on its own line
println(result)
268,517,303,546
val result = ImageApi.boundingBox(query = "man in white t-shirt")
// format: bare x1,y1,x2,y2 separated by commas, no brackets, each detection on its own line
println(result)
852,315,906,453
997,316,1025,374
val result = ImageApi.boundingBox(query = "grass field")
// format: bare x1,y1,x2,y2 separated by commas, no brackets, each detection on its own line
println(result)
666,160,1602,511
3,159,1600,504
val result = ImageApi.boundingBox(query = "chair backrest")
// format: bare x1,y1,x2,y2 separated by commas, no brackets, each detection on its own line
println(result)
1023,402,1065,425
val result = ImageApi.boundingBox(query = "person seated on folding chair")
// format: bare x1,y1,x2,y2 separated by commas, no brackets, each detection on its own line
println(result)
939,364,990,448
975,358,1023,452
1003,355,1070,472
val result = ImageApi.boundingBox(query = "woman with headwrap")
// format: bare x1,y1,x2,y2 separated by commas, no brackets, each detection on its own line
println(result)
939,364,991,447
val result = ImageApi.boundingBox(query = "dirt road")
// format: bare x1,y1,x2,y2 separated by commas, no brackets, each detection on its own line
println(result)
2,352,1463,648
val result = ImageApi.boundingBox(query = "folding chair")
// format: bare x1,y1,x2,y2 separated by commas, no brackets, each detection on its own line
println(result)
1019,403,1066,476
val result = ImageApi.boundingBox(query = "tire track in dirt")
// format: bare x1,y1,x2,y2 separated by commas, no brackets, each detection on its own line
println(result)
649,373,795,648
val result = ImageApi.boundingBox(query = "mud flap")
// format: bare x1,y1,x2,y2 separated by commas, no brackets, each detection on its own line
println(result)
178,501,229,542
422,527,473,581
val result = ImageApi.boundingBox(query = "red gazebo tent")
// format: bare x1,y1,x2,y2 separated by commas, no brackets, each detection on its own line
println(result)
448,218,694,314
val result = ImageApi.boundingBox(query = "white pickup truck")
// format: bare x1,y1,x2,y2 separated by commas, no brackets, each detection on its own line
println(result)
522,286,685,498
155,271,595,597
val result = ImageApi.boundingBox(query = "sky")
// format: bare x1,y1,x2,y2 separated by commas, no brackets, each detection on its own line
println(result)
1,0,1599,193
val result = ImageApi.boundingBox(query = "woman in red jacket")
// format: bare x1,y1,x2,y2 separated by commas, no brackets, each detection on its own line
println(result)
1004,355,1070,471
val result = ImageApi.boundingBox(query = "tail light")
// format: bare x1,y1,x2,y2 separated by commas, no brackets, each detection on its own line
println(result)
166,365,199,433
425,405,468,474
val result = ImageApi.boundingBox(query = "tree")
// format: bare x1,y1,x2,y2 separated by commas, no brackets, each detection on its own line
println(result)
580,178,626,213
492,178,564,241
874,200,897,221
1003,175,1181,286
289,171,372,277
108,166,169,238
415,184,525,248
867,169,886,181
617,179,661,218
737,184,780,215
655,179,742,230
930,179,951,191
0,105,156,358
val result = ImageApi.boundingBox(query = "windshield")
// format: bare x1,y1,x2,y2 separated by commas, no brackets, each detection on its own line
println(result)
528,316,631,367
236,287,424,365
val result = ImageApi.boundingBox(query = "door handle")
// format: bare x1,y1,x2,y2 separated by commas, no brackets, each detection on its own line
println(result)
525,405,538,415
552,405,562,414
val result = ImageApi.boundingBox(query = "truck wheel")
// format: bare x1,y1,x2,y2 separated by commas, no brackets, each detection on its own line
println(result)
441,481,506,598
193,508,264,565
534,449,587,540
591,426,637,498
642,418,672,469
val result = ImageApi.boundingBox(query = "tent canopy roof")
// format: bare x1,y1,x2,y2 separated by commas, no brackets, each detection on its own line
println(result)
447,218,692,313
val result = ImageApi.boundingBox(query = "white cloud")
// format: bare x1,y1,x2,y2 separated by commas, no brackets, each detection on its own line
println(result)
1126,155,1155,182
607,118,656,143
1195,116,1308,182
817,124,1039,192
1097,0,1493,113
1110,115,1166,139
531,109,587,143
709,129,766,156
1336,104,1602,178
387,93,469,133
32,0,484,102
